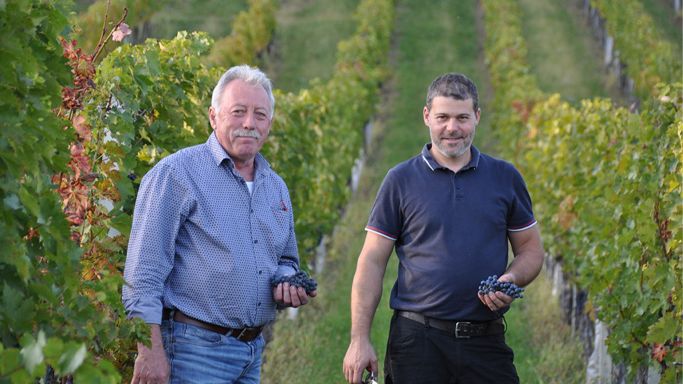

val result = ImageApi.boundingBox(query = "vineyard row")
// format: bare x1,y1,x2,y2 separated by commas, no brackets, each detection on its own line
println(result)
480,0,681,382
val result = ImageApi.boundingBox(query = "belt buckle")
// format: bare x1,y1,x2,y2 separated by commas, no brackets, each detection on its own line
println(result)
454,321,471,338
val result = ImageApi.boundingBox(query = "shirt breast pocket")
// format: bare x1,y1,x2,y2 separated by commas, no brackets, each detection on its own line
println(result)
269,203,292,253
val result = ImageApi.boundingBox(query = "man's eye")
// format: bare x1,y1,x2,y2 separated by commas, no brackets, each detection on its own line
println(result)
255,112,267,121
232,110,246,116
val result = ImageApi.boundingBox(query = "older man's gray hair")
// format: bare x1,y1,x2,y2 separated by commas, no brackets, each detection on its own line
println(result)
211,64,275,118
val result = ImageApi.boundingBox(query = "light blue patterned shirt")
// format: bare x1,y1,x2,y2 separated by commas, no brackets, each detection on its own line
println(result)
122,133,299,328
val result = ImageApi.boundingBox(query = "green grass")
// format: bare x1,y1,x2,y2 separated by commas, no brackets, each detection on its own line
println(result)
74,0,96,13
263,0,359,92
517,0,625,104
506,272,586,383
640,0,683,50
146,0,247,40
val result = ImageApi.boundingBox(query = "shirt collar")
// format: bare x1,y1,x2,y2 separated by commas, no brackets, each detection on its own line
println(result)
420,143,480,172
206,132,271,176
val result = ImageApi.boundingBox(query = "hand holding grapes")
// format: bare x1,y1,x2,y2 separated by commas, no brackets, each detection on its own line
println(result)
272,271,318,308
477,273,524,311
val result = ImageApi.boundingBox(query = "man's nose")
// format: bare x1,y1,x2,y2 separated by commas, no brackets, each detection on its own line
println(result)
445,117,458,132
242,111,256,129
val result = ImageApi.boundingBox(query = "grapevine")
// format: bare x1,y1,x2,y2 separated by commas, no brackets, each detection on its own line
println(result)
0,0,392,379
0,1,133,382
74,0,168,53
590,0,681,101
481,0,682,381
205,0,277,67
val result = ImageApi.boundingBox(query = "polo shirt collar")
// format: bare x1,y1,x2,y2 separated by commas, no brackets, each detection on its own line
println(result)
206,132,271,176
420,143,480,172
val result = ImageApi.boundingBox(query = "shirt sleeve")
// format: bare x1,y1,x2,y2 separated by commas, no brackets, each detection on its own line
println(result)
278,181,299,273
507,166,537,232
366,169,402,241
122,162,192,324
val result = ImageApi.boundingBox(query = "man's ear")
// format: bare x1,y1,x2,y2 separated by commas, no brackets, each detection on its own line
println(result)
423,106,430,126
208,106,217,130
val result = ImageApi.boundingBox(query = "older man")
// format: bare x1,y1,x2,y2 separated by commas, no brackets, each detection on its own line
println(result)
123,65,315,383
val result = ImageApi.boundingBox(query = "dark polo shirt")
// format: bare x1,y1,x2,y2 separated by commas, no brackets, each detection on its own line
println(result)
366,144,536,321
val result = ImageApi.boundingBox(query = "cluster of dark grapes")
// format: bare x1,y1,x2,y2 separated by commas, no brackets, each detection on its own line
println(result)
478,275,524,298
270,271,318,294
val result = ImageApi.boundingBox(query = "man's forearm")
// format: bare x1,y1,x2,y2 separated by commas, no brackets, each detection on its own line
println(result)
349,261,385,341
507,226,545,287
506,251,543,287
349,232,394,341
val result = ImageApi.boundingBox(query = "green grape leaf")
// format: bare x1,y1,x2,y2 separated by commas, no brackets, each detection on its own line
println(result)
646,314,679,344
58,343,87,374
0,348,21,375
19,331,45,374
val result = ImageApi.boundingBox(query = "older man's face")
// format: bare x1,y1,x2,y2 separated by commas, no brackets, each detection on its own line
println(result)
209,79,272,164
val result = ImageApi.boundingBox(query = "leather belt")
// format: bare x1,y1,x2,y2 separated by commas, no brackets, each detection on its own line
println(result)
163,308,263,342
396,311,504,338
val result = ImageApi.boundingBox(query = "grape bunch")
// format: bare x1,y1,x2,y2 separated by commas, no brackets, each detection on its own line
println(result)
478,275,524,298
270,271,318,294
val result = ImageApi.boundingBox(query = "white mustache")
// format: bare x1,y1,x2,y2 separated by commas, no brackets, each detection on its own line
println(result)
233,129,261,139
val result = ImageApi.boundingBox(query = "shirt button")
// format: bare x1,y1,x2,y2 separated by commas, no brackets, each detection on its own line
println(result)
258,270,263,275
250,209,254,213
254,239,258,244
257,302,261,307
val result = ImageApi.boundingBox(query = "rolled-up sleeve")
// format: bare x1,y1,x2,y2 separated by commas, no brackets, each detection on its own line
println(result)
122,162,191,324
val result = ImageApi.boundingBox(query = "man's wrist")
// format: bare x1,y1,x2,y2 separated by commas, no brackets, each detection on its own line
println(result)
503,271,518,285
138,324,164,350
349,331,371,343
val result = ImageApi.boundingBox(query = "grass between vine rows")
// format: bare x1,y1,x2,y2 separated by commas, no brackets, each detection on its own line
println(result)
262,0,359,93
147,0,247,40
639,0,683,51
517,0,624,105
505,273,586,383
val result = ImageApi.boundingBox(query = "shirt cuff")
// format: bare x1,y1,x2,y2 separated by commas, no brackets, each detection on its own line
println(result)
507,220,537,232
365,226,397,241
123,296,164,325
275,264,297,278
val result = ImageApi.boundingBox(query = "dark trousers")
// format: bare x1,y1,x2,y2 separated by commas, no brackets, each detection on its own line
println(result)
384,313,519,384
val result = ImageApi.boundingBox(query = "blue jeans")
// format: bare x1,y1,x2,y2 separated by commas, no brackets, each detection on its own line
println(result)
161,319,264,383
